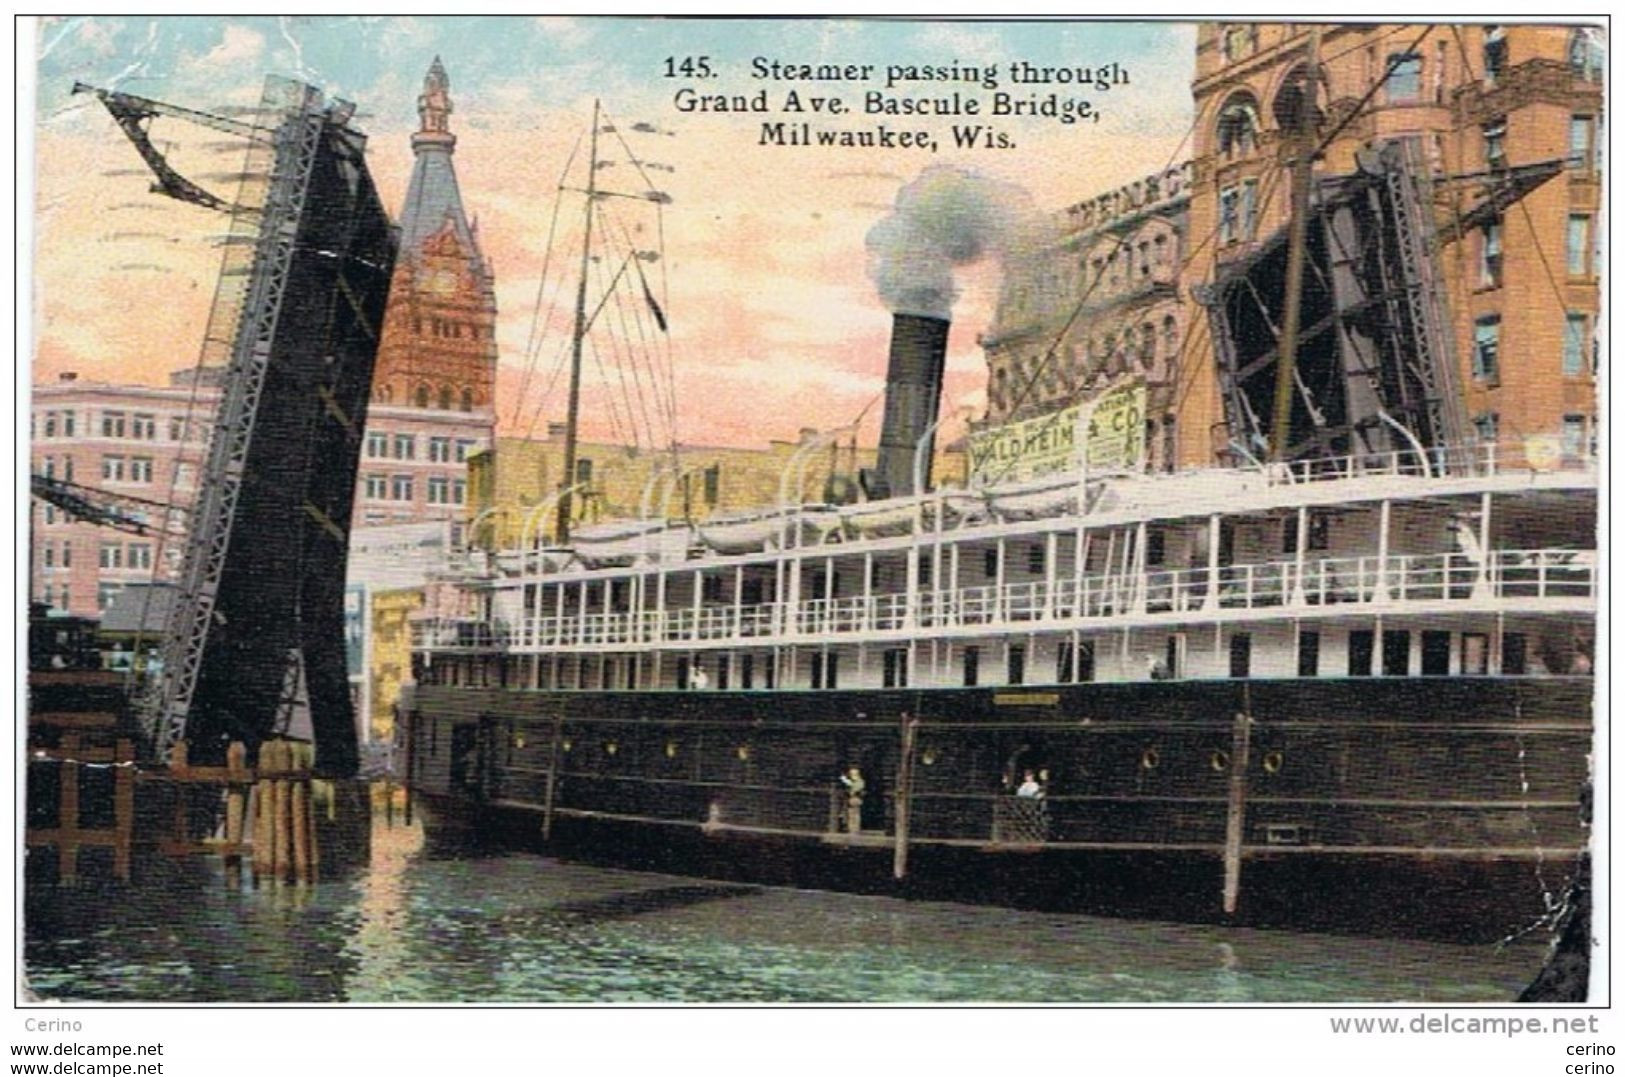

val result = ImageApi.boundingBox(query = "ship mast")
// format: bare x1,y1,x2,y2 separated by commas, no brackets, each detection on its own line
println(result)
1268,26,1322,462
557,99,602,544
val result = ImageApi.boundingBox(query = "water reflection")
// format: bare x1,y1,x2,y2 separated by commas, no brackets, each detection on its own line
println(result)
24,814,1548,1003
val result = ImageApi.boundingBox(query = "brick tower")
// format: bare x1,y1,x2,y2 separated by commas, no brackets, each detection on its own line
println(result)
372,57,498,414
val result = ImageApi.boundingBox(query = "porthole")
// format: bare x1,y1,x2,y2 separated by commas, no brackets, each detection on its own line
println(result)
1262,750,1284,775
605,741,619,757
665,740,680,759
561,738,573,754
921,748,938,767
1141,747,1161,770
736,745,752,762
1209,749,1230,773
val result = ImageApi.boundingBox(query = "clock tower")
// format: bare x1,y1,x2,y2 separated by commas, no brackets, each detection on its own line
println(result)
370,57,498,415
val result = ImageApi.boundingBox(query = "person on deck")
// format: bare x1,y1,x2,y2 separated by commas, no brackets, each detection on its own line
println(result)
839,765,865,833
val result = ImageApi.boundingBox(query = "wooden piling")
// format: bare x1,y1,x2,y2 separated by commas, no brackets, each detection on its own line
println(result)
252,745,274,879
224,741,247,886
1221,710,1254,915
291,778,311,883
270,741,292,883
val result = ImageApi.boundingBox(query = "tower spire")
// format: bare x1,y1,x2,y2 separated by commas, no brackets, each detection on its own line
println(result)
414,55,455,151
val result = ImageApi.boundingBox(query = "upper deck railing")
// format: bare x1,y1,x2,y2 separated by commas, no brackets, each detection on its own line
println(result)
413,546,1595,653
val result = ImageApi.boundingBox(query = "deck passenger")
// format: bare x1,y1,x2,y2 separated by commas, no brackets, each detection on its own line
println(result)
839,766,865,833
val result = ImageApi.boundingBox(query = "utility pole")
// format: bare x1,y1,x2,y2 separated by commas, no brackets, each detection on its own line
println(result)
557,99,601,545
1269,26,1322,463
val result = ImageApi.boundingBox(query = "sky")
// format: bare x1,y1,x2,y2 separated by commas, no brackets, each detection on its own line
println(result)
28,16,1197,449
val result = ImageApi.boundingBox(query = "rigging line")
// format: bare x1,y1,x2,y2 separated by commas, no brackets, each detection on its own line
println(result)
600,202,677,449
599,217,663,454
521,333,579,442
600,102,663,201
602,195,680,449
1313,25,1437,158
592,210,652,452
510,131,583,430
586,249,634,449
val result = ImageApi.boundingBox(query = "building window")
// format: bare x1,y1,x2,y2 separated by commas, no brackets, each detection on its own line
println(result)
1565,313,1589,376
1569,28,1604,80
1216,95,1259,157
63,412,75,438
1384,53,1422,103
703,464,721,507
366,432,388,458
132,413,156,440
42,544,54,569
169,416,185,441
43,412,57,438
1479,218,1502,288
429,436,451,463
1218,186,1239,244
1482,118,1507,172
1569,115,1596,169
455,439,476,463
97,582,123,611
1473,411,1499,443
1222,24,1257,62
129,457,153,484
101,455,126,482
1483,26,1507,85
1472,316,1500,382
128,543,152,570
101,411,126,439
1567,215,1592,276
389,475,411,501
63,458,74,483
452,479,466,505
1240,178,1258,240
415,385,430,408
461,388,474,412
393,434,415,460
1563,415,1587,457
427,476,449,504
99,543,123,569
364,474,386,500
438,386,453,410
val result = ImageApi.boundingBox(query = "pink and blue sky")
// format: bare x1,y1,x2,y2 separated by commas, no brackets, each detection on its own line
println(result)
29,16,1196,448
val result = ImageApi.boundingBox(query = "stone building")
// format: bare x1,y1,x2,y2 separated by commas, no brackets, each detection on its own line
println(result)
1176,22,1602,466
979,163,1193,473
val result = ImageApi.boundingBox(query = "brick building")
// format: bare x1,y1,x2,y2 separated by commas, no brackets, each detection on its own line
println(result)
1176,22,1602,466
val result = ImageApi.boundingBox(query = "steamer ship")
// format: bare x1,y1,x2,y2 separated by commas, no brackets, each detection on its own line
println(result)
402,88,1597,940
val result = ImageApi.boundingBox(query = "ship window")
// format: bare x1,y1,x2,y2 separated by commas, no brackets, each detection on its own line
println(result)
703,465,721,507
1146,530,1166,566
984,548,999,577
1348,630,1374,676
1229,633,1252,678
917,552,933,586
740,654,754,690
676,655,691,690
1382,630,1411,676
1421,631,1451,676
963,646,980,687
1502,634,1527,675
882,647,908,689
1027,545,1045,574
1461,633,1489,675
1057,641,1074,683
702,575,725,603
1077,640,1095,683
1007,644,1026,686
811,651,825,690
1298,630,1320,677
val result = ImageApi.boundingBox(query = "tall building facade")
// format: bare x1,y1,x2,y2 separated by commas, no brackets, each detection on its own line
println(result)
1176,22,1602,467
979,163,1193,473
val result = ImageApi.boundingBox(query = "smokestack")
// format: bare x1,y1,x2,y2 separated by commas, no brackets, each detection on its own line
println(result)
867,314,951,499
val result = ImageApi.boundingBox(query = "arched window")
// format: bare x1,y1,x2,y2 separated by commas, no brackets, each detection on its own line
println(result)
461,388,474,412
1139,322,1156,369
439,385,453,410
1569,28,1604,80
1216,94,1260,157
415,384,430,408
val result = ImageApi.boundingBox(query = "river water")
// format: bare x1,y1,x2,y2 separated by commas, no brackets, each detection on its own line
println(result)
23,815,1552,1004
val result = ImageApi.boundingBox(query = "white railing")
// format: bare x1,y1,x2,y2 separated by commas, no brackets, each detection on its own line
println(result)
413,548,1594,652
1271,440,1597,487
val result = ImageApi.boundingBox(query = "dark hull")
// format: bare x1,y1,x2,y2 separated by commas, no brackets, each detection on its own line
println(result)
403,676,1592,941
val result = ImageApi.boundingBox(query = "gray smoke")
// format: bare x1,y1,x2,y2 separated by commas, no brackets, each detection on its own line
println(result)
865,166,1038,319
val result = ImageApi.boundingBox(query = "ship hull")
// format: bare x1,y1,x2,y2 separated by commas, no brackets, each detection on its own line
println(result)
403,676,1591,941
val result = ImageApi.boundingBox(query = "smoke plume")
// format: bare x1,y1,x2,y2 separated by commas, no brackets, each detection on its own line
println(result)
865,166,1038,319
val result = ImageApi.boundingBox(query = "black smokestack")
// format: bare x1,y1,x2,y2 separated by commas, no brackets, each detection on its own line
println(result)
872,314,951,498
864,167,1038,498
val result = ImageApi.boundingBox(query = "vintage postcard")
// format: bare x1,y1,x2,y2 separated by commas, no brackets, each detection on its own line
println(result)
21,15,1602,1031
